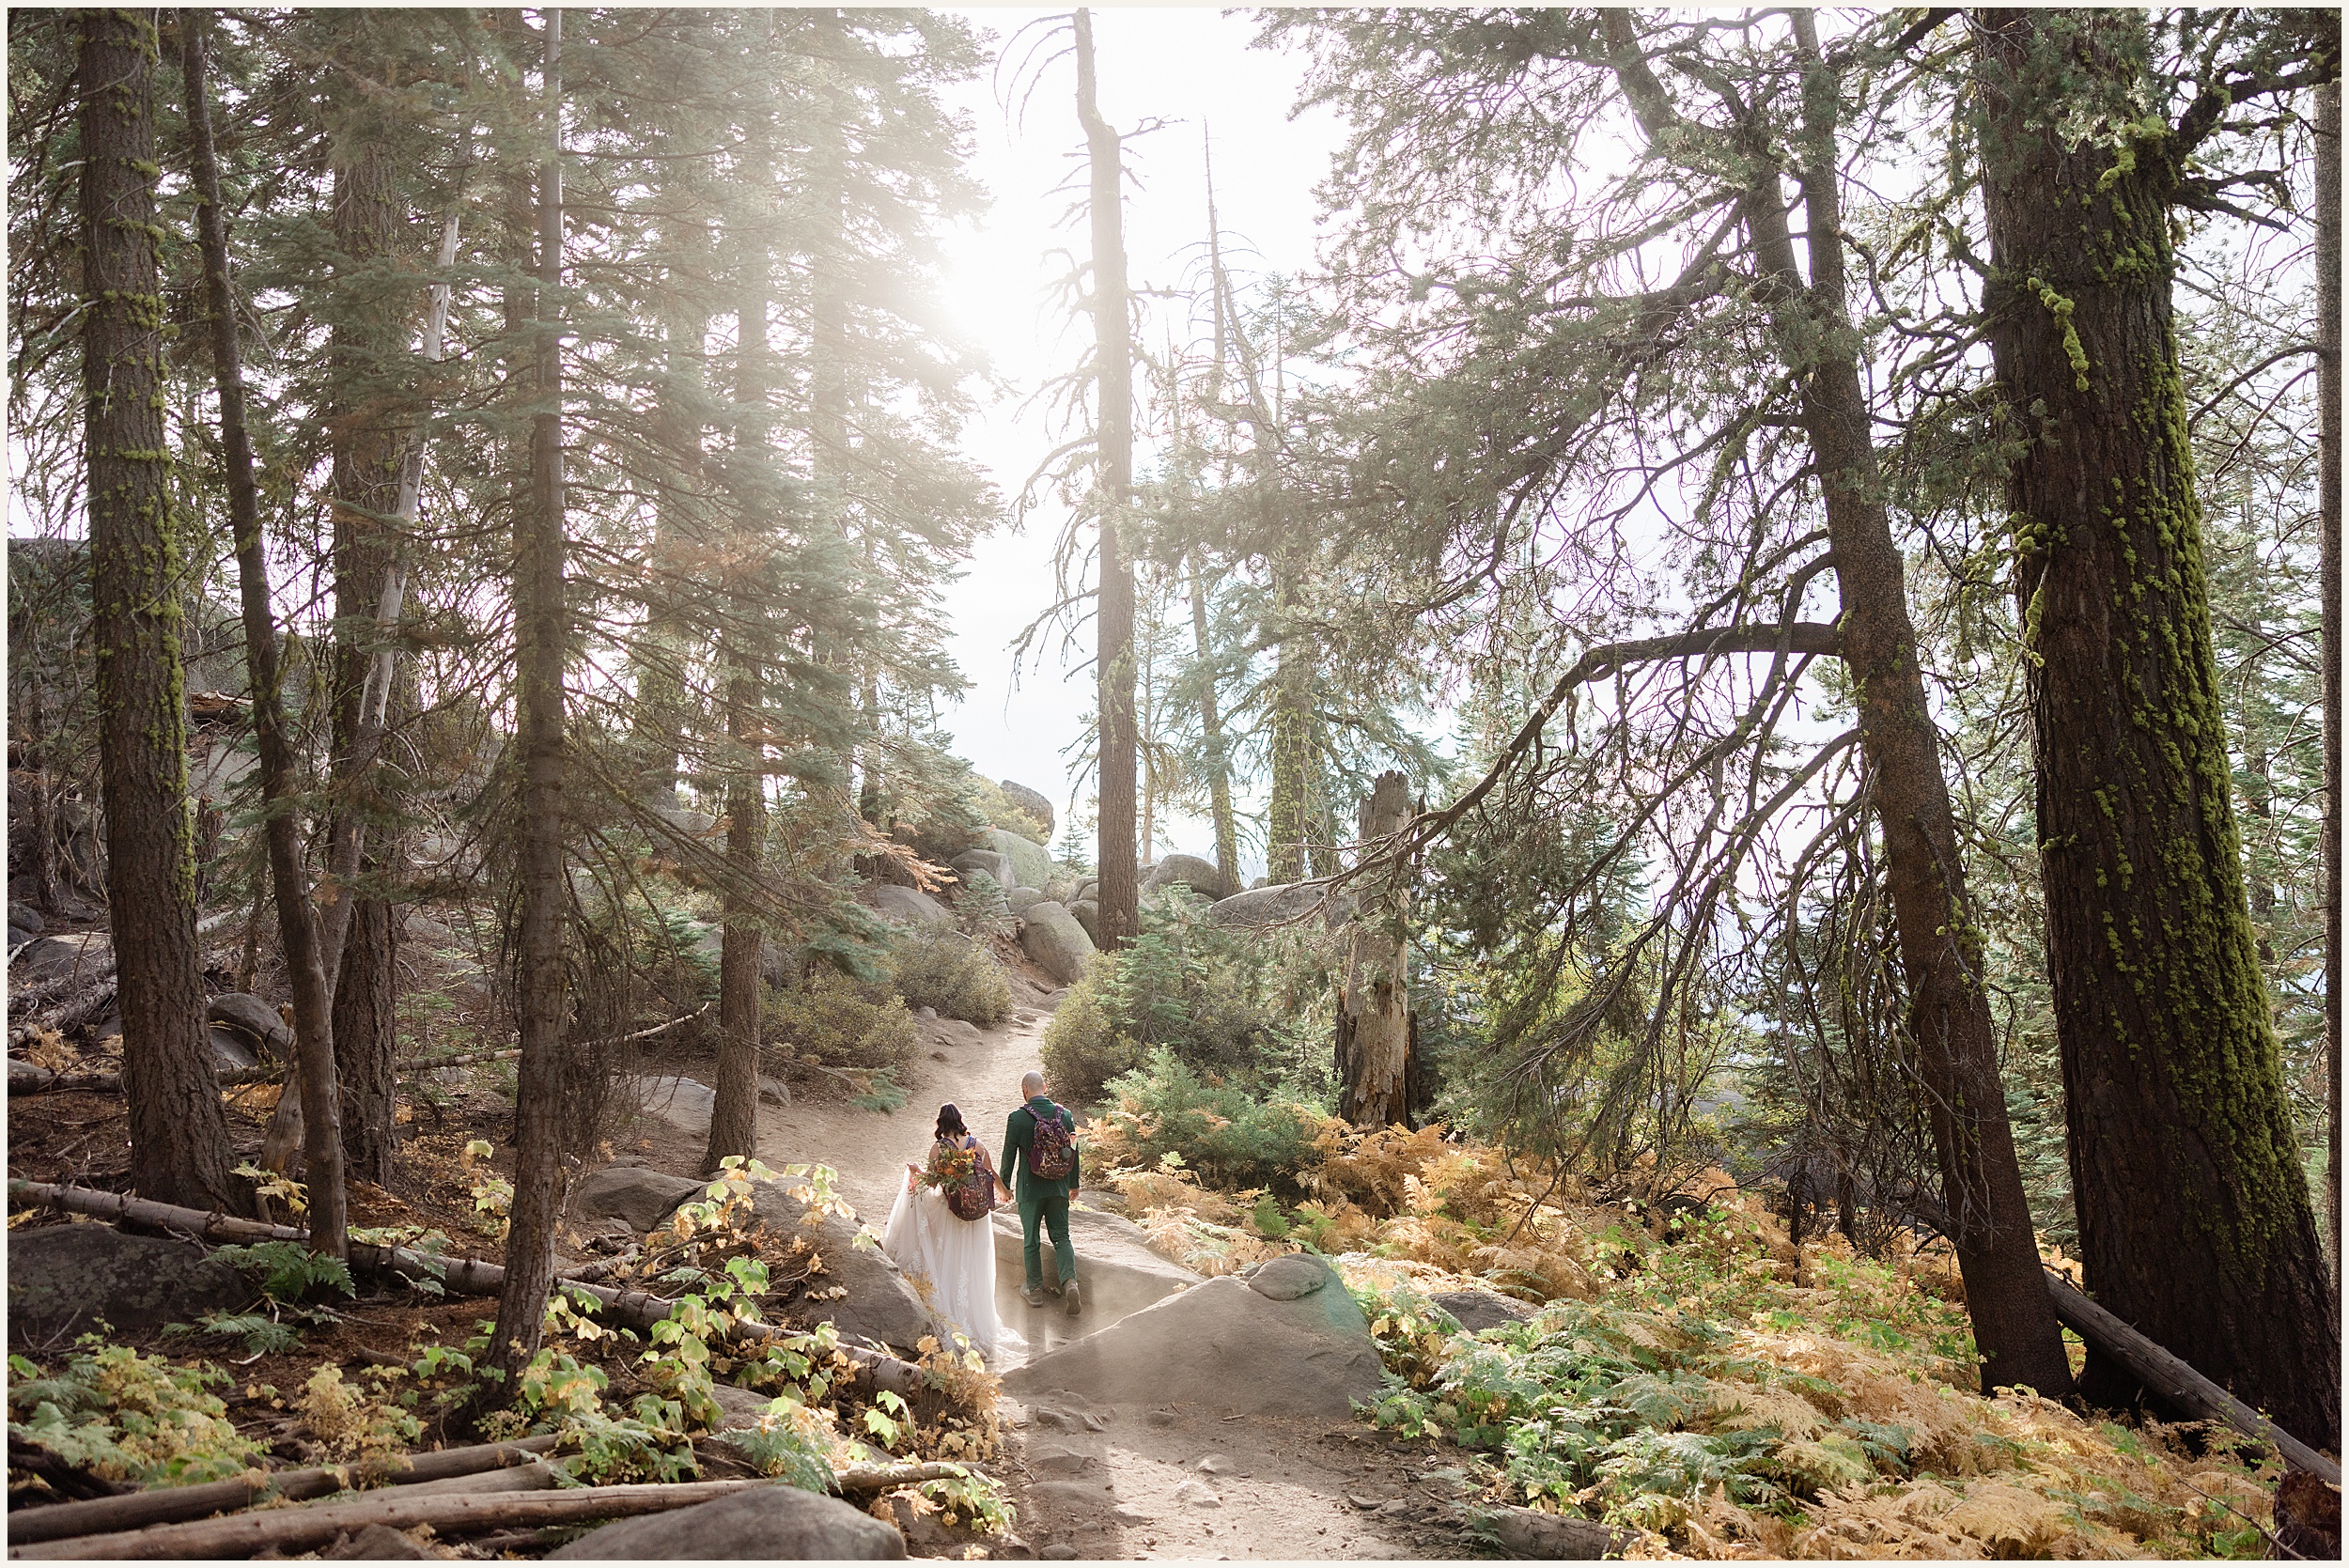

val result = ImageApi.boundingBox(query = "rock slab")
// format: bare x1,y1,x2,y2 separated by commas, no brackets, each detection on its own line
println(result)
1003,1253,1380,1419
859,883,956,929
569,1163,706,1233
1141,853,1233,903
547,1484,906,1560
1206,881,1349,929
989,1203,1202,1321
998,781,1056,839
749,1182,950,1355
8,1225,256,1348
1432,1289,1534,1333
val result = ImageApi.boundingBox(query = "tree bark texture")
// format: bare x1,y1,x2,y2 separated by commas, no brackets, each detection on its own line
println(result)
180,9,344,1249
1187,554,1240,895
1599,9,2074,1395
1975,8,2340,1446
1075,8,1138,950
333,896,399,1184
628,231,709,815
78,8,241,1214
2317,72,2341,1300
319,114,404,1165
1266,580,1312,886
1337,770,1417,1129
705,245,771,1174
488,8,571,1396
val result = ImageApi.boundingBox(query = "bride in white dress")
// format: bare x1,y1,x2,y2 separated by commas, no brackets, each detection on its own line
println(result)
880,1102,1009,1357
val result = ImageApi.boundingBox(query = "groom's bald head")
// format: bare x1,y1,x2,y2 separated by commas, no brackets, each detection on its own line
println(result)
1021,1070,1045,1097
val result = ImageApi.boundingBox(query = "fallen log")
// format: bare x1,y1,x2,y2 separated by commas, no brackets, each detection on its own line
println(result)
832,1461,993,1494
2043,1269,2341,1484
8,1477,774,1560
4,1436,558,1545
8,1059,281,1096
6,1181,926,1400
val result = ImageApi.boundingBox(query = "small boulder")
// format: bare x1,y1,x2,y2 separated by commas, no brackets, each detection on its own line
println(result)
1142,853,1232,903
1483,1504,1636,1560
548,1484,906,1560
1005,887,1047,916
1004,1256,1380,1419
1067,901,1098,945
1018,903,1097,986
859,883,956,930
950,849,1014,888
569,1164,707,1234
203,1025,260,1071
326,1525,434,1560
998,781,1056,840
1431,1289,1533,1333
206,993,292,1061
1242,1253,1330,1301
749,1182,950,1355
8,902,43,939
10,932,111,984
8,1225,256,1347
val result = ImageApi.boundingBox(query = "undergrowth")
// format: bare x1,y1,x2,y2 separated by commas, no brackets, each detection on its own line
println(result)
1097,1120,2286,1560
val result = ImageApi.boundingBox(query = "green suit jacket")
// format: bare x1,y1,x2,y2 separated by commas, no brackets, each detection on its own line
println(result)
1003,1095,1080,1201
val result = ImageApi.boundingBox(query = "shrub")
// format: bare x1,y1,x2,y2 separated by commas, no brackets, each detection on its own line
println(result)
766,970,917,1070
1040,956,1143,1104
1093,1048,1327,1193
7,1343,263,1486
889,930,1013,1027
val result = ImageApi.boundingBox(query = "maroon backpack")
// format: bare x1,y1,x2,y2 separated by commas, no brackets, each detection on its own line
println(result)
937,1140,996,1222
1026,1104,1078,1181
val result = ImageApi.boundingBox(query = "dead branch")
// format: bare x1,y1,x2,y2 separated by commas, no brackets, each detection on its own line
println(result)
4,1437,558,1545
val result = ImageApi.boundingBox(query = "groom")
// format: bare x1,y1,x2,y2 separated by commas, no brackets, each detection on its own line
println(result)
1003,1069,1081,1314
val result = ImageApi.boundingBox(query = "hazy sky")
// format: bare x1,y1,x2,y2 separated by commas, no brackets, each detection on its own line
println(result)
925,7,1342,870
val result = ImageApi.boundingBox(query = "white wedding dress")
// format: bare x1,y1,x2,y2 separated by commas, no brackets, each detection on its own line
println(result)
880,1140,1002,1358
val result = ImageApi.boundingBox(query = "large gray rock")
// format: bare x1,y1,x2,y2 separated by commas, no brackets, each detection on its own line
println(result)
857,883,955,929
989,1203,1201,1322
1205,881,1350,929
1142,853,1233,903
569,1163,706,1233
206,993,291,1061
11,931,111,985
1067,901,1098,946
749,1181,950,1356
548,1483,905,1560
630,1074,717,1137
1005,887,1048,916
1003,1252,1380,1419
987,829,1058,893
8,902,42,939
950,849,1013,888
8,1225,256,1348
1019,903,1096,986
998,781,1056,840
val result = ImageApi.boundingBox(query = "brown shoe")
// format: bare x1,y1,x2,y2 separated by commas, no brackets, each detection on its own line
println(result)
1063,1278,1082,1315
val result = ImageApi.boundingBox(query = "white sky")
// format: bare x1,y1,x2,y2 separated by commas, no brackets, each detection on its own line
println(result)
924,6,1340,870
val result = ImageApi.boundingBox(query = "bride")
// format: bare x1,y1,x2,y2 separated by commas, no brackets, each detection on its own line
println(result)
880,1102,1010,1357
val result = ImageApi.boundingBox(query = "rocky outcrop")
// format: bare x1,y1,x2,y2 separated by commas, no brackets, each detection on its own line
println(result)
949,849,1012,889
999,781,1056,840
856,883,955,929
1430,1289,1535,1333
1006,886,1048,916
8,1225,256,1346
1067,901,1098,946
206,993,291,1062
548,1485,906,1560
988,1203,1202,1320
1003,1252,1381,1419
987,829,1057,893
1019,903,1097,986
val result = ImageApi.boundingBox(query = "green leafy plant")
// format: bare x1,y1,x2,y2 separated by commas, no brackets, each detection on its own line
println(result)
888,929,1013,1025
7,1343,264,1487
768,970,918,1071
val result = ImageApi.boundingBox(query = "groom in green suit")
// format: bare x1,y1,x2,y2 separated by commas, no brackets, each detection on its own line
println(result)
1003,1069,1081,1314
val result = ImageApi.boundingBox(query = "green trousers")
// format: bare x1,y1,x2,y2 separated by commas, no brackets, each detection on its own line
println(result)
1019,1190,1076,1291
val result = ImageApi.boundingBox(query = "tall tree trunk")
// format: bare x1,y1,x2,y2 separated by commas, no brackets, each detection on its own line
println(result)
486,8,571,1396
1336,770,1417,1128
332,897,398,1185
319,102,405,1166
1605,10,2073,1394
1187,553,1239,894
2318,73,2341,1302
1266,578,1311,885
1075,8,1138,949
180,8,345,1249
79,8,241,1214
704,229,772,1175
630,236,709,815
1975,8,2339,1446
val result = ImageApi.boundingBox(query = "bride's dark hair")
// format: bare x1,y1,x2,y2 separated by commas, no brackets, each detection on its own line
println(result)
934,1102,968,1141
